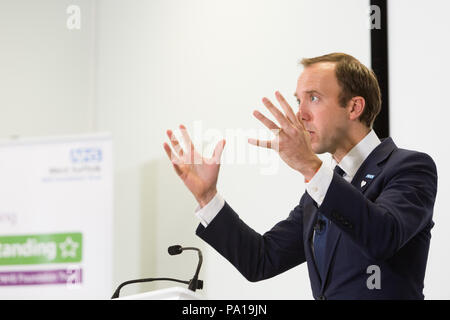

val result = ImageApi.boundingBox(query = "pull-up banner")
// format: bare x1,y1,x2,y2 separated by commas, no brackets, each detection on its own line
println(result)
0,133,113,299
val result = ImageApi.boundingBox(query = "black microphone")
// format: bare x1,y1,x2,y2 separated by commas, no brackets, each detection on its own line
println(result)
168,245,203,292
110,244,203,299
167,245,182,255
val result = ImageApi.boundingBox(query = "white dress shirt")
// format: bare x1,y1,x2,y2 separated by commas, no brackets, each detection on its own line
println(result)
195,130,381,228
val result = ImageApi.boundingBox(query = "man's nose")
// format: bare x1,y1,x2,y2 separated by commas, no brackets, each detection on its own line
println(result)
297,108,309,122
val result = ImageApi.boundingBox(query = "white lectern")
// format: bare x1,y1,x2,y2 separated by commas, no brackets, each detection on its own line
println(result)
113,286,202,300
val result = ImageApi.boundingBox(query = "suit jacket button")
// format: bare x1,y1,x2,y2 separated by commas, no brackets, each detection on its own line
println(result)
318,295,326,300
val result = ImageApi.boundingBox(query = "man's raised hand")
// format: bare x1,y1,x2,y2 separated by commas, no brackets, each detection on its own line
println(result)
248,91,321,180
163,124,226,208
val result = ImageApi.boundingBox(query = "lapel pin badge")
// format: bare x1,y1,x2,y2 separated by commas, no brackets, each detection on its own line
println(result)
365,174,375,179
361,180,367,187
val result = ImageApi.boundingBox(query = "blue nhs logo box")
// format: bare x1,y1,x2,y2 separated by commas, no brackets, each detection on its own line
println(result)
70,147,103,163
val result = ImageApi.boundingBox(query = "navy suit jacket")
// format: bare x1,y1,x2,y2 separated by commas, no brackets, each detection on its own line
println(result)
196,138,438,299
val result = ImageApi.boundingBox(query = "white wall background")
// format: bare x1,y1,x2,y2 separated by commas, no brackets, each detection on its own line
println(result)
0,0,96,138
2,0,448,299
388,0,450,299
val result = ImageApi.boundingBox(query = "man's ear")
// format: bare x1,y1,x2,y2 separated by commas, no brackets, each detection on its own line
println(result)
347,96,365,121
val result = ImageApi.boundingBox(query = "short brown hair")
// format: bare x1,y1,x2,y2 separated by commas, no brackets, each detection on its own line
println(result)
300,53,381,128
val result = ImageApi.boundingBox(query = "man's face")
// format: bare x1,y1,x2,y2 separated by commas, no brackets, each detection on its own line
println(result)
295,62,349,155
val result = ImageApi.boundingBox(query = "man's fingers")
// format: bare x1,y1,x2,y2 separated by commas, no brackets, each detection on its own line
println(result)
275,91,299,127
172,162,183,176
180,124,203,164
163,142,173,159
179,124,195,154
262,97,291,129
205,139,226,165
248,138,273,149
213,139,226,162
253,110,280,131
166,130,184,157
163,142,182,165
163,142,185,177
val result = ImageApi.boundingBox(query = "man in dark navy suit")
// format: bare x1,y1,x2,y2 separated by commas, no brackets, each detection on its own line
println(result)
163,53,437,299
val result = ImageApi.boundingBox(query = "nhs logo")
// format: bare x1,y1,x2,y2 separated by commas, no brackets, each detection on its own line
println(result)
70,148,102,164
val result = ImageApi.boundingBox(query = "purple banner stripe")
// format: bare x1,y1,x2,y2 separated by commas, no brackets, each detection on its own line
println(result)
0,268,82,286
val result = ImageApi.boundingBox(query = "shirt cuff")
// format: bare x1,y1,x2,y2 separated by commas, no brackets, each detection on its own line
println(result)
305,162,334,206
195,192,225,227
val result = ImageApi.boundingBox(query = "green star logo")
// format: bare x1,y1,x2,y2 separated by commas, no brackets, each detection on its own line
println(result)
59,237,80,259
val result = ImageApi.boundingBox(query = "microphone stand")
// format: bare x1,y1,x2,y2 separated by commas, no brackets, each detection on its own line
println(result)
183,247,203,292
111,277,190,299
111,245,204,299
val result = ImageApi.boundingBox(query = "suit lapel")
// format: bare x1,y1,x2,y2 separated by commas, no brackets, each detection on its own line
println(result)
318,138,397,289
302,195,322,289
352,165,381,192
351,137,397,191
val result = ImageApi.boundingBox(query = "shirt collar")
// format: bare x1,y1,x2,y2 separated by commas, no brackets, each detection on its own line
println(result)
331,130,381,180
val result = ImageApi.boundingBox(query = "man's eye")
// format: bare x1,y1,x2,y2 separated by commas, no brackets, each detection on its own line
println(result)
296,99,301,105
311,95,319,102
